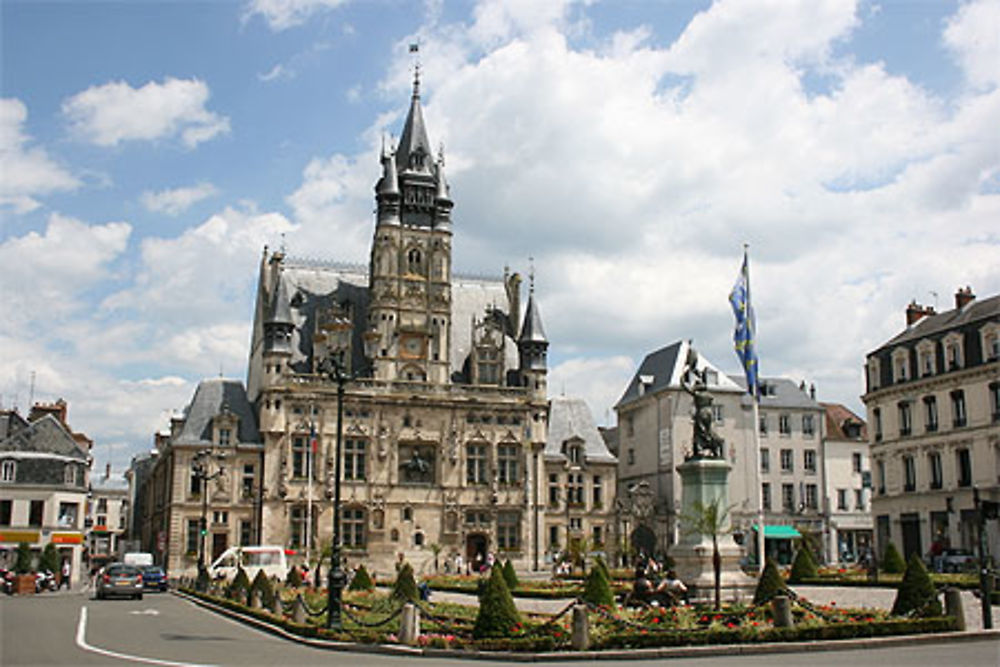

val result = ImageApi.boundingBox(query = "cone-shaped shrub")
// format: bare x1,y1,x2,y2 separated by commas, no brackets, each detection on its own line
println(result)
788,545,818,583
473,564,521,639
228,567,251,601
582,560,615,607
501,559,519,591
15,542,33,574
250,569,276,608
882,542,906,574
286,565,303,588
40,543,60,573
391,562,419,603
753,558,787,605
593,554,611,580
892,553,941,617
348,564,374,592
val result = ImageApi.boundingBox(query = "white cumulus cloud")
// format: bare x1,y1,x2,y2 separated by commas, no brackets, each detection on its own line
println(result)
943,0,1000,90
141,182,219,216
243,0,349,31
0,98,80,213
62,77,230,148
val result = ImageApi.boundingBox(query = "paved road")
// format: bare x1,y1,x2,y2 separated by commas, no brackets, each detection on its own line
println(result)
2,588,997,666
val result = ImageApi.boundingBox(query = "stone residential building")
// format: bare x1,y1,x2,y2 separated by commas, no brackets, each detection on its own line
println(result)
864,287,1000,562
543,397,618,567
820,402,872,564
243,72,554,577
87,464,130,572
0,401,90,585
143,379,264,576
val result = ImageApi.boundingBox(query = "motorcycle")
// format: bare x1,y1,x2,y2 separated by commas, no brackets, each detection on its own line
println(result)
34,569,57,593
0,568,14,595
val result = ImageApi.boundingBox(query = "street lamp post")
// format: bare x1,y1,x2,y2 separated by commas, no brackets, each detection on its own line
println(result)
324,357,347,630
193,449,226,590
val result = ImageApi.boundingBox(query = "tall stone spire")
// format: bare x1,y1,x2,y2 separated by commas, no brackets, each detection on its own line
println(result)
396,65,433,176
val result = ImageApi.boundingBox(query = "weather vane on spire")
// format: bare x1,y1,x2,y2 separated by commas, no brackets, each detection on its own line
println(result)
409,42,421,97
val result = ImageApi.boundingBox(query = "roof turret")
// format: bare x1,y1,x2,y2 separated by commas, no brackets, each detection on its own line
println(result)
396,67,433,176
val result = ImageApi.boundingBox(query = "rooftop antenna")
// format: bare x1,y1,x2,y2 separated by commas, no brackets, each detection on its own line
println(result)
929,291,939,310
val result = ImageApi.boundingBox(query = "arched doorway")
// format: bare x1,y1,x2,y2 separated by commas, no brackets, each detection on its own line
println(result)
465,533,487,572
631,524,655,561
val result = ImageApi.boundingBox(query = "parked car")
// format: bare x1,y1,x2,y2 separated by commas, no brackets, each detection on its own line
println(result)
140,565,167,592
934,548,975,573
96,563,144,600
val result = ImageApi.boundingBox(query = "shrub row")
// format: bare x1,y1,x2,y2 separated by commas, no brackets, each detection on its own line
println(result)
595,617,958,650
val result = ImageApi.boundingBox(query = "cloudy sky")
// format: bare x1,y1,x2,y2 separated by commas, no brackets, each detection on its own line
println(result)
2,0,998,474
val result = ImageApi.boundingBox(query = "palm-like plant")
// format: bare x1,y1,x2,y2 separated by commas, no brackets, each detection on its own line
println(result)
429,542,442,572
681,497,732,610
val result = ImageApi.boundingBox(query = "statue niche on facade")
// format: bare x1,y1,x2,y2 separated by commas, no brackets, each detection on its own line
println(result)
680,342,725,460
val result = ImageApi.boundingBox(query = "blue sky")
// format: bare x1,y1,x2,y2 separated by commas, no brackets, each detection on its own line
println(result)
2,0,998,473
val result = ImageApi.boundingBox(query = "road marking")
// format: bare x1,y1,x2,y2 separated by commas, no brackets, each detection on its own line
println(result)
76,606,217,667
131,609,161,615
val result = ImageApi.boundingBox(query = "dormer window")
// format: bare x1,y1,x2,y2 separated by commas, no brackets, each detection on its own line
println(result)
981,323,999,361
867,357,881,391
892,348,909,383
218,428,231,447
568,443,583,465
943,333,963,370
917,340,936,377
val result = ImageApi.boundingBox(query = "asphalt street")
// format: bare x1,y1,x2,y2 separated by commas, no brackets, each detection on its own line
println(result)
1,589,997,667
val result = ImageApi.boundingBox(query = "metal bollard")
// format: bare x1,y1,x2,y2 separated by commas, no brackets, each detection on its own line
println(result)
270,593,282,617
771,595,793,628
398,603,421,645
944,587,965,631
571,604,590,651
249,588,262,610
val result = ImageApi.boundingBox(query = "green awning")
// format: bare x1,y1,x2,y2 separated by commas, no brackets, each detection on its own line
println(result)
752,525,802,539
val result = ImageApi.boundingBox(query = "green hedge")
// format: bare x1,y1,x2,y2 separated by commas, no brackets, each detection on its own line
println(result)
596,617,958,649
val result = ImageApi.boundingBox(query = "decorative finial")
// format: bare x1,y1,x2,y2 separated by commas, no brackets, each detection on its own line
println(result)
438,142,445,167
409,42,421,98
279,232,286,254
528,257,535,294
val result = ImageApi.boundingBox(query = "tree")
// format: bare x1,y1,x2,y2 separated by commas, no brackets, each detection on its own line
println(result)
430,542,442,572
788,544,818,583
39,543,59,574
348,564,374,592
567,536,591,575
892,553,941,617
882,542,906,575
501,559,519,591
391,562,419,603
14,542,33,574
753,558,787,605
681,497,732,610
473,564,521,638
582,560,615,607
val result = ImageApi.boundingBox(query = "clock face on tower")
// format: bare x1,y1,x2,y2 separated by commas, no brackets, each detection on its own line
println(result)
400,334,425,359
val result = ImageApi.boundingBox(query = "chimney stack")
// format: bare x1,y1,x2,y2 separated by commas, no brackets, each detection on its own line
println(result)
905,301,935,326
954,286,975,310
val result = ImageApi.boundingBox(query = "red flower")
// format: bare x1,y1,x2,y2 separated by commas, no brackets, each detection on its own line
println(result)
652,617,660,624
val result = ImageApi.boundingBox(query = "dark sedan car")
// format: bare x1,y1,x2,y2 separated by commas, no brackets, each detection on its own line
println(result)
96,563,143,600
140,565,168,591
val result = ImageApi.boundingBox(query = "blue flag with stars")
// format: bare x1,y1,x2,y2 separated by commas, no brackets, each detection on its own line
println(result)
729,250,759,400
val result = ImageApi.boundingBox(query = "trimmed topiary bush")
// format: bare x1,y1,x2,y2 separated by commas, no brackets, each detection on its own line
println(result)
582,559,615,607
228,567,251,601
502,559,519,591
788,545,818,583
882,543,906,575
753,558,787,605
473,564,521,639
348,564,374,592
286,565,303,588
250,569,276,608
15,542,33,574
391,562,419,603
892,553,941,617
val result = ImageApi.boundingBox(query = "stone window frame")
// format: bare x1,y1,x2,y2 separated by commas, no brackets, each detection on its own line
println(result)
496,442,520,485
981,322,1000,362
343,438,367,481
891,347,910,384
342,506,367,550
0,459,14,482
943,332,964,371
466,442,489,485
496,511,521,551
867,356,881,391
923,395,939,432
916,339,937,377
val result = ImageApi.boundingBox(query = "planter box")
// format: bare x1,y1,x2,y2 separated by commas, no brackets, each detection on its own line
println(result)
15,574,36,595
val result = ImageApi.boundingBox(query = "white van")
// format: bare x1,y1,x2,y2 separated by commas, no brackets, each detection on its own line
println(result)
208,546,288,581
123,552,154,567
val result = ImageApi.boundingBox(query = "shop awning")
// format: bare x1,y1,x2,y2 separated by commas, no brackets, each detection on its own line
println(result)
752,525,802,539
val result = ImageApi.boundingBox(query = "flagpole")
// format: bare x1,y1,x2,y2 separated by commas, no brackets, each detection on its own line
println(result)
307,418,313,569
744,244,765,575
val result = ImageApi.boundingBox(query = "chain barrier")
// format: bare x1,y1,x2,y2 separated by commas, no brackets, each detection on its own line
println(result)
341,601,406,628
298,593,329,618
518,598,579,638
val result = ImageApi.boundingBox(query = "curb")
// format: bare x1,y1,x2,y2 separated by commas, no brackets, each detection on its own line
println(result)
174,590,1000,662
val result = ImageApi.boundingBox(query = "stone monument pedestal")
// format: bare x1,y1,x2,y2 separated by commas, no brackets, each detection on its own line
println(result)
671,458,756,604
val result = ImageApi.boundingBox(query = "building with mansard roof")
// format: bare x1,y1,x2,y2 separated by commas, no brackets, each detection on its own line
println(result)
0,401,90,586
234,71,561,578
863,287,999,564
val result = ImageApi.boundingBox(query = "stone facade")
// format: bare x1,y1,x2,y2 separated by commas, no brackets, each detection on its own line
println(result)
864,287,1000,564
821,402,872,564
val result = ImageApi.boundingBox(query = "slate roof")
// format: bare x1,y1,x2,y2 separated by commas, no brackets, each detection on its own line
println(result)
518,293,547,344
730,376,822,410
879,293,1000,349
174,379,261,447
546,396,617,464
617,340,743,408
0,414,89,461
